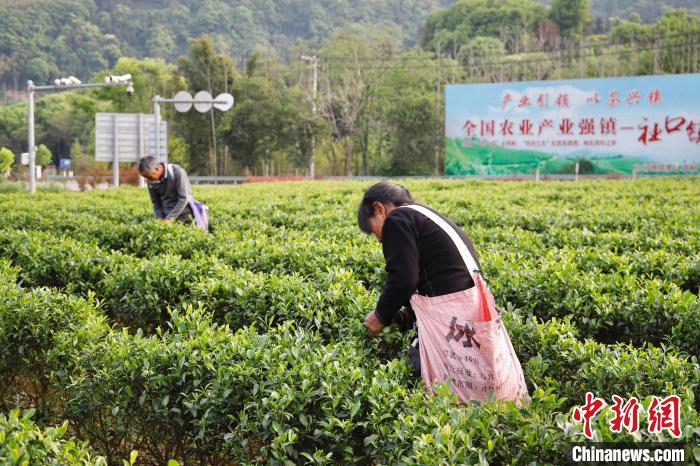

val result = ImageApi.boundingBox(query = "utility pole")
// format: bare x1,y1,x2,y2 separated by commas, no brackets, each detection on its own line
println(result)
27,82,35,194
435,41,441,176
301,55,318,178
26,75,133,193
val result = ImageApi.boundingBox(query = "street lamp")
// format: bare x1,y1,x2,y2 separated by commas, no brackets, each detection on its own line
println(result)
26,75,134,193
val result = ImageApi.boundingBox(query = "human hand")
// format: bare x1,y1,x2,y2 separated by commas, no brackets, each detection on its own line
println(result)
364,310,385,336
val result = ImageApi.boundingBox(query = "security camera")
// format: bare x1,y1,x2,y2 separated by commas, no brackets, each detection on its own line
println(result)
126,83,134,96
106,74,132,84
55,76,82,86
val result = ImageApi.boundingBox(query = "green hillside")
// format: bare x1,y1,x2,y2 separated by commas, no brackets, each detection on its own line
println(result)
0,0,453,89
445,137,651,175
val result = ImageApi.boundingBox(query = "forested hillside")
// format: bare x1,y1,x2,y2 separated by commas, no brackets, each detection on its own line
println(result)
0,0,453,90
0,0,698,177
1,0,698,91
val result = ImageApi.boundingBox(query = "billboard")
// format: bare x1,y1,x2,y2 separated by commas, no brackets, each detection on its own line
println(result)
95,113,167,163
445,74,700,175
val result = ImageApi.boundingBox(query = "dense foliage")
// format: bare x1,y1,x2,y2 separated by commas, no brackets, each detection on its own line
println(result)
0,0,453,89
0,177,698,464
1,1,698,177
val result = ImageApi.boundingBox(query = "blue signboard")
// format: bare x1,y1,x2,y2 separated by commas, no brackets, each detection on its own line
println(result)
445,73,700,175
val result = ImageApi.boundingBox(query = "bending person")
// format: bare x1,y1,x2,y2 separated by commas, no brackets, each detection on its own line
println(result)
137,156,194,224
357,182,528,404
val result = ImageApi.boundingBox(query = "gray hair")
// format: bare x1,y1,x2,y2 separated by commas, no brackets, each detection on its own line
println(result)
137,156,159,174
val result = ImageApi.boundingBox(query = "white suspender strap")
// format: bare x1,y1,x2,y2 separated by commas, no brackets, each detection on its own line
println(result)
401,204,480,274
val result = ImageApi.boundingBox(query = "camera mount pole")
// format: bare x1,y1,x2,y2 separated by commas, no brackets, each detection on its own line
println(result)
26,78,133,194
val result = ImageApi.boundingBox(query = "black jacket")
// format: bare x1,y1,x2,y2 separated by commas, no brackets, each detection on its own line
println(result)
375,204,481,325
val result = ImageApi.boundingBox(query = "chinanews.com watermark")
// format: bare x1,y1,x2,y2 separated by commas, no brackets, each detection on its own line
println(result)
564,443,687,465
564,392,695,465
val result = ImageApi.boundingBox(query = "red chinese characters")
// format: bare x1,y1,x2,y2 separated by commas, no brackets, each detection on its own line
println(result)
608,89,621,107
665,116,686,134
586,92,600,104
496,87,664,110
648,395,682,438
573,393,684,440
502,93,513,110
638,118,662,145
518,95,531,108
500,119,514,136
519,119,534,136
626,90,641,105
686,121,700,143
555,93,569,108
579,118,595,136
463,120,477,137
600,117,617,135
538,119,553,135
559,118,574,135
481,120,496,137
573,392,605,439
637,116,698,144
648,88,662,104
609,395,641,434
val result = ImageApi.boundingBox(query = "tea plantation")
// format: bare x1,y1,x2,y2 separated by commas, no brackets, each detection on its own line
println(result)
0,178,698,465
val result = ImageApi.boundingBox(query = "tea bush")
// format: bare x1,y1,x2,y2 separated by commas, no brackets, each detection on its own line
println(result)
0,178,698,464
0,409,107,465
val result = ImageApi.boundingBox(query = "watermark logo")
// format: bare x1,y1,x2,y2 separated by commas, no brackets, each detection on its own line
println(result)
572,392,682,439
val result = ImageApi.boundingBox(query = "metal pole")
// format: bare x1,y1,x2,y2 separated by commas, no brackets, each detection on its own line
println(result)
153,97,161,163
27,81,36,194
435,40,440,176
310,56,317,179
25,79,132,193
138,113,145,187
112,114,119,187
575,161,580,182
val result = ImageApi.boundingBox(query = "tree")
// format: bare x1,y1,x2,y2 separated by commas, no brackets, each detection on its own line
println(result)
167,136,190,171
220,76,314,174
22,58,50,84
319,31,398,175
94,57,186,115
35,144,53,166
549,0,590,40
0,147,14,176
178,35,240,176
420,0,548,56
70,140,91,174
385,90,438,175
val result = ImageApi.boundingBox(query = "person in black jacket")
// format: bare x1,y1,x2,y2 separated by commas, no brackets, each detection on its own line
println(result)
357,182,481,336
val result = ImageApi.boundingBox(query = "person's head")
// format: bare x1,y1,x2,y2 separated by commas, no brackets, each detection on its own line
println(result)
357,182,414,242
138,156,163,181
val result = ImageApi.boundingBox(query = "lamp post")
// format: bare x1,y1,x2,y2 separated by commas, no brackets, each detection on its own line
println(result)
26,75,133,193
151,91,234,164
